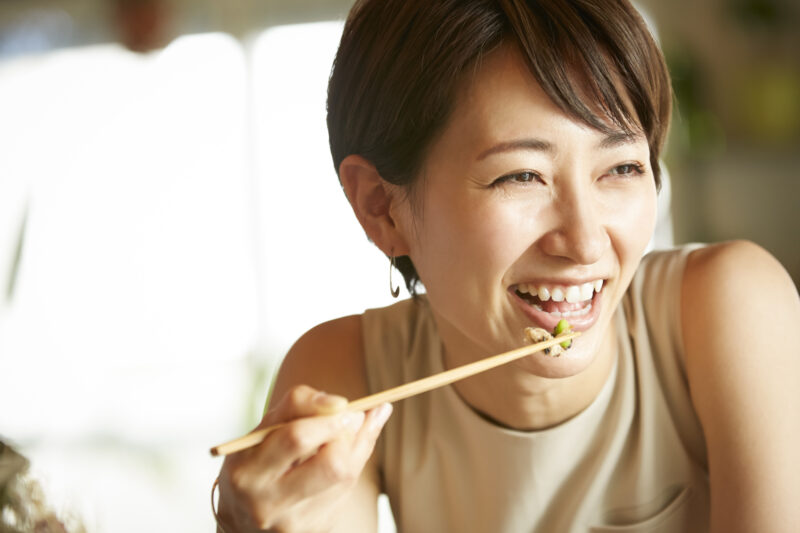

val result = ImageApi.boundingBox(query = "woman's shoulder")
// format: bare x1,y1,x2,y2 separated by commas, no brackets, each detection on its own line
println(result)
271,314,369,405
681,239,796,335
631,241,792,332
683,239,784,282
270,297,429,405
680,238,799,388
680,240,800,528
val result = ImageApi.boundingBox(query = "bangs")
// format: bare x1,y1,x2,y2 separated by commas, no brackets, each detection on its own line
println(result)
500,0,672,186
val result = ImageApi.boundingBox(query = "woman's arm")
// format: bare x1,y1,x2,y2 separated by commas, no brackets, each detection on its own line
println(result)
682,240,800,533
216,315,389,533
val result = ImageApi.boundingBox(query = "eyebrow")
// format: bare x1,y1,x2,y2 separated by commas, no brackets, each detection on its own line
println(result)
597,131,641,149
476,131,643,161
476,138,554,161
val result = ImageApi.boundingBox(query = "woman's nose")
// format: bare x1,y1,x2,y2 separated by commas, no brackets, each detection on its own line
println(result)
538,192,608,265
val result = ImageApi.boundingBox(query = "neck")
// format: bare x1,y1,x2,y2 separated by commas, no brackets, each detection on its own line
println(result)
442,316,618,431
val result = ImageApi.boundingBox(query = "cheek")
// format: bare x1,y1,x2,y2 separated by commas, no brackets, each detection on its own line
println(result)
606,186,658,264
461,204,530,263
410,197,527,292
636,189,658,246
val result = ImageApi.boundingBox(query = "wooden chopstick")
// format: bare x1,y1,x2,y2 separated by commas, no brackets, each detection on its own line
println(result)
210,331,580,457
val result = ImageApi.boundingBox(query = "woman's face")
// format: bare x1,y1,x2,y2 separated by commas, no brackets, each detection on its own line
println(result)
393,46,657,378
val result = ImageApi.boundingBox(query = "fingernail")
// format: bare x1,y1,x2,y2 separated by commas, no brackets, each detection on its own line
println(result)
340,411,366,432
368,403,393,431
312,391,348,414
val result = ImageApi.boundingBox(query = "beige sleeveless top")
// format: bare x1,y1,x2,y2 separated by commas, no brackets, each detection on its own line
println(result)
362,245,710,533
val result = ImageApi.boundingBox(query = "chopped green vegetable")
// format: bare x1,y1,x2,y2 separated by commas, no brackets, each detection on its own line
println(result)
553,319,573,349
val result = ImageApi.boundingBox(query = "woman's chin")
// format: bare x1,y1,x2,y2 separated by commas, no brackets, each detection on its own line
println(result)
512,339,598,379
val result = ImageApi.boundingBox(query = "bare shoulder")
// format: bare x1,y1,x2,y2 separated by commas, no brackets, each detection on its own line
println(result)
683,239,795,297
271,314,369,406
681,240,799,363
681,240,800,531
681,239,799,404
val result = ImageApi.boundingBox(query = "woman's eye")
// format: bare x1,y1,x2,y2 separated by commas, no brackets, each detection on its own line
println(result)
493,171,542,186
607,163,645,177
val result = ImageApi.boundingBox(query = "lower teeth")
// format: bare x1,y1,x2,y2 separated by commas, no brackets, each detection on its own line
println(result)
533,302,592,318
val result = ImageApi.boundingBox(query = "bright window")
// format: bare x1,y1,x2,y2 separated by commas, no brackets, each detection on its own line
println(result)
0,22,399,532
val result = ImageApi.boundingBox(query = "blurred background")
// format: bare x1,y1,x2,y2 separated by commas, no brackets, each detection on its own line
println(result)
0,0,797,531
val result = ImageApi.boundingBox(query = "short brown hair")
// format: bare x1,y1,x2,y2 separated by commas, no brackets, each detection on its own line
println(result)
328,0,672,294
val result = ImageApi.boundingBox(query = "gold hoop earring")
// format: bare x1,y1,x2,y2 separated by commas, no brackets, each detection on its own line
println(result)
389,255,400,298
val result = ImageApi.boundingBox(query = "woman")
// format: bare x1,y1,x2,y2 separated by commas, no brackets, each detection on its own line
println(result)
215,0,800,531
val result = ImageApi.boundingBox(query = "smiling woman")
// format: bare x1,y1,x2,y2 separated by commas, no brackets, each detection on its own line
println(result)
214,1,800,532
369,43,658,383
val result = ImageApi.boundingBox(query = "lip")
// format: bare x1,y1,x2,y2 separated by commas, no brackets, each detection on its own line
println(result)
509,286,603,333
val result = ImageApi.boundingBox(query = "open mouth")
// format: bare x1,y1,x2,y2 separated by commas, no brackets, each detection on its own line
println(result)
511,279,605,328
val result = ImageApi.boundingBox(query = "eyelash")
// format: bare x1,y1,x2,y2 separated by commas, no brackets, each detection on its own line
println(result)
491,162,646,188
491,171,543,187
607,162,646,178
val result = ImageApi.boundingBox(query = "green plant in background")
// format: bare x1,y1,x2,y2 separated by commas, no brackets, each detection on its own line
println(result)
3,203,27,306
728,0,794,30
726,0,800,145
242,350,279,427
663,0,799,154
734,65,800,144
666,48,727,158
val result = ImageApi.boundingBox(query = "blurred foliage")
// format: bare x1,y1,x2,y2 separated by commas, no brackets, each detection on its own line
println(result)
243,351,278,429
4,205,27,304
664,0,800,154
727,0,797,30
733,65,800,144
665,48,726,158
644,0,800,287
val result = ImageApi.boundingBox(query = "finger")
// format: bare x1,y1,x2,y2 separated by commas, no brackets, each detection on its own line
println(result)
221,411,365,533
256,410,367,475
278,403,391,505
262,385,349,427
352,403,393,461
344,403,392,477
278,438,360,507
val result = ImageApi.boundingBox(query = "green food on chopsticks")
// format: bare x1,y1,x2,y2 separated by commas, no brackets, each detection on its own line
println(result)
523,319,574,357
554,319,573,349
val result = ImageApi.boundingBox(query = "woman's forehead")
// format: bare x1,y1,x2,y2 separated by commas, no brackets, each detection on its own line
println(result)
443,45,645,157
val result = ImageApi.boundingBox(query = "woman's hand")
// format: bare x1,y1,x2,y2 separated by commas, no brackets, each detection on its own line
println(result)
215,384,392,533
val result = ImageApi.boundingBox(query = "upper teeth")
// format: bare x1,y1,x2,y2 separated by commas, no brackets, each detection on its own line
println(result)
517,279,603,303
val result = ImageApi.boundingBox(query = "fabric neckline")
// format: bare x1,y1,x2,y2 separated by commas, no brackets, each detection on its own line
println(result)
425,301,622,440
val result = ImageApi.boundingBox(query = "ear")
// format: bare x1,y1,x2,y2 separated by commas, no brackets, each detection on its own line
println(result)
339,155,411,257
